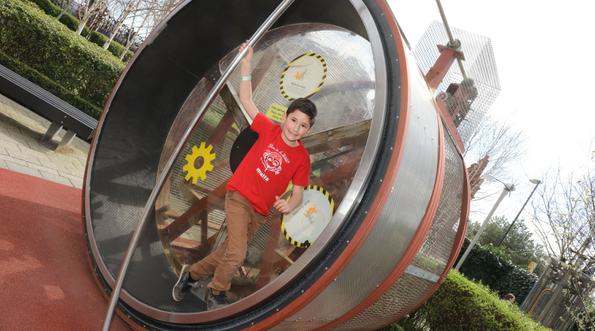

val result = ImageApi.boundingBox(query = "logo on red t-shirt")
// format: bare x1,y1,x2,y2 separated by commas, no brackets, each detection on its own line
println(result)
261,149,283,175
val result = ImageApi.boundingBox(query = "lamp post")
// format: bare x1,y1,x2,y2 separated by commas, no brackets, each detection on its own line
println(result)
455,182,515,270
496,179,541,246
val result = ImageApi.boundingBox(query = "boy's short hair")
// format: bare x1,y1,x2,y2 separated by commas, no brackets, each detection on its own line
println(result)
287,98,317,124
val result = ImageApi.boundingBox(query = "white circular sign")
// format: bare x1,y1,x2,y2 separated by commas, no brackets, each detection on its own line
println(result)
280,53,327,101
281,186,334,248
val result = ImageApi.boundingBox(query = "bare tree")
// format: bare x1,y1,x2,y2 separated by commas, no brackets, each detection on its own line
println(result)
74,0,108,34
462,116,525,206
110,0,182,59
117,9,150,60
54,0,73,20
529,167,595,329
102,0,142,49
531,169,594,261
139,0,182,37
464,116,525,184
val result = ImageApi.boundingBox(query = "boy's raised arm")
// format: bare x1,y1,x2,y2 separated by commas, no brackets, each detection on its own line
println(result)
238,43,259,120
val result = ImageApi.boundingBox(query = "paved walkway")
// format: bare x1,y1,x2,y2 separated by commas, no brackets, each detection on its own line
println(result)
0,168,129,330
0,93,88,188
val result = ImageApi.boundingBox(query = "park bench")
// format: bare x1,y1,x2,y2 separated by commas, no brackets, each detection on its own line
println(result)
0,63,98,148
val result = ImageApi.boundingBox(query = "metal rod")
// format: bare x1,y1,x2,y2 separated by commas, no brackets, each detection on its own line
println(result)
434,0,467,79
497,180,541,246
101,1,295,329
455,183,514,270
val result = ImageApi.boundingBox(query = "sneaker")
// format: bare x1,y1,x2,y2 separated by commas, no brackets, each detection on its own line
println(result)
206,290,229,310
172,265,192,302
190,277,210,301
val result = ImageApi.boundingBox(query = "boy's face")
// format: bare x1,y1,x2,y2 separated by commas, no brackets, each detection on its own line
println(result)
281,109,312,145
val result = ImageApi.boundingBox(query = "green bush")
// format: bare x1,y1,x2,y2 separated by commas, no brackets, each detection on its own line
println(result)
27,0,59,16
59,11,85,34
0,0,124,114
381,324,405,331
456,238,538,303
25,0,131,60
27,0,83,33
0,50,102,117
88,31,132,61
396,271,549,331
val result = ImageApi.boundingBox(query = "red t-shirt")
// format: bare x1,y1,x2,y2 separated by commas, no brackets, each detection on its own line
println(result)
227,113,311,215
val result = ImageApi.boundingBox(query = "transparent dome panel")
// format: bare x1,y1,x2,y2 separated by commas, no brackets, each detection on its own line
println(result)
155,23,376,313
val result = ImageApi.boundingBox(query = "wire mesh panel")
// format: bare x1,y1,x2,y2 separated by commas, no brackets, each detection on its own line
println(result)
411,127,465,275
337,274,435,331
413,21,500,143
336,124,465,330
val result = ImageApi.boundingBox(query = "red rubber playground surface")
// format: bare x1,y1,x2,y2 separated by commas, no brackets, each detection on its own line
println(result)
0,168,129,330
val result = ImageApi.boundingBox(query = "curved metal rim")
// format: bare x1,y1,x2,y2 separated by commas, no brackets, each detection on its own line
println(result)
389,147,471,324
83,0,399,326
320,101,446,330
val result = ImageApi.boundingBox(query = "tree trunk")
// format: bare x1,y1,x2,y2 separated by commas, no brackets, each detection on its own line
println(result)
119,46,130,61
76,18,88,35
103,19,126,49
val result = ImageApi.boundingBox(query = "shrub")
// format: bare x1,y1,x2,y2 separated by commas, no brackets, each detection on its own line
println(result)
88,31,132,61
0,0,124,113
59,11,85,34
0,49,102,118
27,0,84,33
456,238,538,303
25,0,132,59
396,271,549,331
26,0,59,16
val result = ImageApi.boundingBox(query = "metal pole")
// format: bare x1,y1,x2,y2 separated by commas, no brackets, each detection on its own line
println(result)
434,0,467,79
497,180,541,246
455,183,514,270
101,1,295,329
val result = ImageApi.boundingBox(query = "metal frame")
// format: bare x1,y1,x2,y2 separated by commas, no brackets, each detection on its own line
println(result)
318,103,445,330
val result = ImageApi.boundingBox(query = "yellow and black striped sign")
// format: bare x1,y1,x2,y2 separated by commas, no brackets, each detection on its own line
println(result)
281,185,334,248
279,53,327,102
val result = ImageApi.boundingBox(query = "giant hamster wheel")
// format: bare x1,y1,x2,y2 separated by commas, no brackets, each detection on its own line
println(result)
83,0,470,329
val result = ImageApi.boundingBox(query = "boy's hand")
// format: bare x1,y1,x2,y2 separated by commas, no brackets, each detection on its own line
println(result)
239,42,253,65
273,195,291,214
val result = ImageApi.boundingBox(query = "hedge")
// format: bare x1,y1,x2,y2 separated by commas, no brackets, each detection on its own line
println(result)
394,271,549,331
0,0,124,116
26,0,132,60
456,239,538,304
0,49,102,117
88,30,133,62
25,0,91,37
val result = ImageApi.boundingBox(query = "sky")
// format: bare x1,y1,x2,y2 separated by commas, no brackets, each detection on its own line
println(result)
387,0,595,228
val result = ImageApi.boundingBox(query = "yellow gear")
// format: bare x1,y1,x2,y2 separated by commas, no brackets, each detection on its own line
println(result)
182,142,216,184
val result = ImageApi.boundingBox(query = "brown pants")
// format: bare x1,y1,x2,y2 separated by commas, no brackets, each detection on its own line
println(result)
189,190,264,292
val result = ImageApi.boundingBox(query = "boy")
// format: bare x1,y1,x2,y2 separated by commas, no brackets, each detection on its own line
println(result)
172,43,317,310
